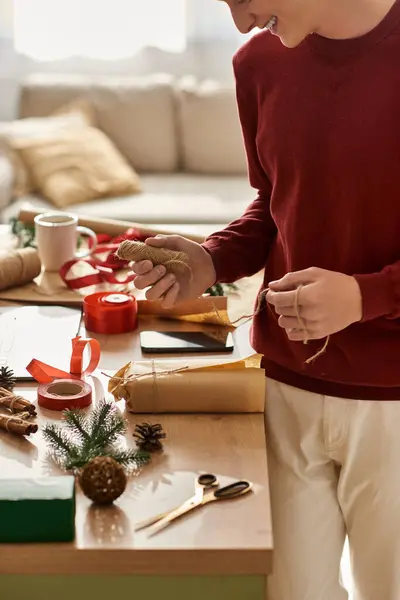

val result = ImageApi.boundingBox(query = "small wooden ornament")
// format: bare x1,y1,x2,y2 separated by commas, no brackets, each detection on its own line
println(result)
79,456,127,505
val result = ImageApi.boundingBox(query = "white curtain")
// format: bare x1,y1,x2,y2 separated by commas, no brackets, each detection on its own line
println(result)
13,0,187,60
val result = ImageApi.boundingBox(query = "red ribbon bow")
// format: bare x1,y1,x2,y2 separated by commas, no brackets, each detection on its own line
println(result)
26,336,101,383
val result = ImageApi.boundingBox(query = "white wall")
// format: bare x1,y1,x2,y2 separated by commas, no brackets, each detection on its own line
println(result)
0,0,248,121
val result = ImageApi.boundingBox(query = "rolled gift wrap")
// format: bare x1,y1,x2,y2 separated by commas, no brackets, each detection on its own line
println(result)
108,354,266,414
38,378,92,411
0,476,75,543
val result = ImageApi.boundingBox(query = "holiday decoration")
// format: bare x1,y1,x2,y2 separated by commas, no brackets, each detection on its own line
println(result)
133,423,166,452
43,399,150,471
0,386,37,416
79,456,127,504
0,366,16,391
0,412,38,436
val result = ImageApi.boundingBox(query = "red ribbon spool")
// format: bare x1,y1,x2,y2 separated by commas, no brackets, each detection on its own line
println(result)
83,292,138,334
37,379,92,411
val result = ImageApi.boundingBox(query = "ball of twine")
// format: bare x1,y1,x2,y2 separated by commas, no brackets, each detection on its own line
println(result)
79,456,127,505
0,247,41,291
116,240,193,280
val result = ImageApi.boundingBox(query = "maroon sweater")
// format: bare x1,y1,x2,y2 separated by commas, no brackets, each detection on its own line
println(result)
203,0,400,400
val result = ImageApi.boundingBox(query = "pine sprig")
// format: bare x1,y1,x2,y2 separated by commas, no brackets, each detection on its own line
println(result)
42,399,150,472
64,410,91,444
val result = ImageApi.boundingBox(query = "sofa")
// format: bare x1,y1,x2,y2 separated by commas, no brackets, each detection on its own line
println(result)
0,73,254,231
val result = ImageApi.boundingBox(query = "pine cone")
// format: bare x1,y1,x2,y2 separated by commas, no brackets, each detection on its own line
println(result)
0,366,16,391
79,456,127,505
133,422,166,452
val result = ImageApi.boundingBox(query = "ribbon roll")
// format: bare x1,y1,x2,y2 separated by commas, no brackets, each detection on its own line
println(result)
83,292,138,335
38,378,92,411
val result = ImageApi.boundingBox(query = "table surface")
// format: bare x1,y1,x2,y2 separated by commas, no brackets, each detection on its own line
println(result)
0,226,273,577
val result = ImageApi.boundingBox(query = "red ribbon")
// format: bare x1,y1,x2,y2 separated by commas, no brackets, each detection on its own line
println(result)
59,228,147,292
83,292,138,335
26,336,101,384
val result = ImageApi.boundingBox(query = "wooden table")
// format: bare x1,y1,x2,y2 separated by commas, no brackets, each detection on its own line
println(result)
0,229,272,600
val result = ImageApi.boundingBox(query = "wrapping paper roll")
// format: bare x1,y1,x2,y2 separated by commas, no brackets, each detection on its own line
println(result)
108,354,265,414
18,207,206,243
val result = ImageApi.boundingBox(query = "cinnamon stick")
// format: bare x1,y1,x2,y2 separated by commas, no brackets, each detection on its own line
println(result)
0,413,38,436
0,388,37,416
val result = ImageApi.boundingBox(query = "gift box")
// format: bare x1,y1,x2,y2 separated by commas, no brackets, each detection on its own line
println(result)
0,476,75,543
108,354,266,413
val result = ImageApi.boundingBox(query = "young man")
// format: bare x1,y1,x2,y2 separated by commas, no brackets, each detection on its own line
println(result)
132,1,400,598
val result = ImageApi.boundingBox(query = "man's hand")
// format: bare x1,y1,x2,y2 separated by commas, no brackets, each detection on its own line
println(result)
266,267,363,341
132,235,217,309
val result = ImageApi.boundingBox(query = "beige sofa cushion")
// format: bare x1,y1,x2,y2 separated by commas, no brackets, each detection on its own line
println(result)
177,78,247,176
19,74,179,173
15,126,141,209
0,99,94,196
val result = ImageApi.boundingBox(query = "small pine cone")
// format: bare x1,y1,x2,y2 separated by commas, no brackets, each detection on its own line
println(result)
133,422,166,452
79,456,127,505
0,366,16,391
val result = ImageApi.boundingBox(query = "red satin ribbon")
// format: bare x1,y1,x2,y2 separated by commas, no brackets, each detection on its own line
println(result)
26,336,101,384
59,228,146,292
83,292,138,335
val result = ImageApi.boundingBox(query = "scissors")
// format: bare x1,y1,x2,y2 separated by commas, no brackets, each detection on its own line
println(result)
134,473,219,532
147,479,252,536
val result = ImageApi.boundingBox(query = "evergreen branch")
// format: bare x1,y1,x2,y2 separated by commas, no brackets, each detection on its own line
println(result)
63,409,91,443
88,400,114,441
110,448,150,468
42,423,75,456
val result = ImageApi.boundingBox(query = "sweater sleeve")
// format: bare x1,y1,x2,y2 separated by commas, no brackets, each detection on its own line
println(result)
354,263,400,322
201,56,277,284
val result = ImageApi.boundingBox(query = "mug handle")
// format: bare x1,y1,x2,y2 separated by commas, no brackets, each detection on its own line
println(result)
75,226,97,259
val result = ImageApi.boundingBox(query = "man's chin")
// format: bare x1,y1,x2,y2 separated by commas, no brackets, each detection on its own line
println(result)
277,30,309,48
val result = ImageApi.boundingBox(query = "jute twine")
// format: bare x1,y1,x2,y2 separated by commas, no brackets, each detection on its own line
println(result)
116,240,193,281
0,247,41,291
116,240,329,364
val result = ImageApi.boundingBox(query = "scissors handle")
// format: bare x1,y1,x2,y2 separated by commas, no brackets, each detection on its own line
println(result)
212,480,251,500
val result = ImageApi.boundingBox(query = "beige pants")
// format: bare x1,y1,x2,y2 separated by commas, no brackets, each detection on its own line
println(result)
265,378,400,600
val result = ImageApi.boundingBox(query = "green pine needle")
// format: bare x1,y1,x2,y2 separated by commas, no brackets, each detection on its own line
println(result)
63,409,91,443
111,448,150,468
43,399,149,472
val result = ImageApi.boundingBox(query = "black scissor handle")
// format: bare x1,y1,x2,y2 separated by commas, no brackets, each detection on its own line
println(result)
198,473,217,487
214,480,251,499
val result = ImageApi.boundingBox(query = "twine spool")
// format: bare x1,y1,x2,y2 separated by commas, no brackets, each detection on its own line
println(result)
116,240,193,280
0,248,41,291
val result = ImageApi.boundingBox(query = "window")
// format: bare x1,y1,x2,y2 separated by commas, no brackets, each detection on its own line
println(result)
13,0,187,61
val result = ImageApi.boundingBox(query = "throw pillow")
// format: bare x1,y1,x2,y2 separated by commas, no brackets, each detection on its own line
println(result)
0,98,94,197
15,126,141,208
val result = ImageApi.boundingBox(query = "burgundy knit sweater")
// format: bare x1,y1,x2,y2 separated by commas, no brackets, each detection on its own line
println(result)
203,0,400,400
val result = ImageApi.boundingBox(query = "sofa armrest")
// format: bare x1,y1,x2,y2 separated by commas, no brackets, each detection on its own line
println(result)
0,151,14,216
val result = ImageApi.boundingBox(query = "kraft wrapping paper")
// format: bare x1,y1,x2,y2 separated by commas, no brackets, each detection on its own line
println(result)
108,354,266,414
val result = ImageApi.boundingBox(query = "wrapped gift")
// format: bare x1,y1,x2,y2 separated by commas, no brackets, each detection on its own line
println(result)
0,476,75,543
137,296,231,326
108,354,265,413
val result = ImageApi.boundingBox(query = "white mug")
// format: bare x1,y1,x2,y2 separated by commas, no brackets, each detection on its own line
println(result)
34,211,97,272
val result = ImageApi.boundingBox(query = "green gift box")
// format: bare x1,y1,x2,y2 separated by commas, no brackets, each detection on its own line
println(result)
0,476,75,543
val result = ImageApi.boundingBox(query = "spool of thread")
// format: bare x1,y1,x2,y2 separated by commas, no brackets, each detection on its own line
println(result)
37,379,92,411
83,292,138,335
0,248,41,291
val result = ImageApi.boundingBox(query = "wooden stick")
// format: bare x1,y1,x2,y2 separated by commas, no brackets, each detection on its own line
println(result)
18,207,207,244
